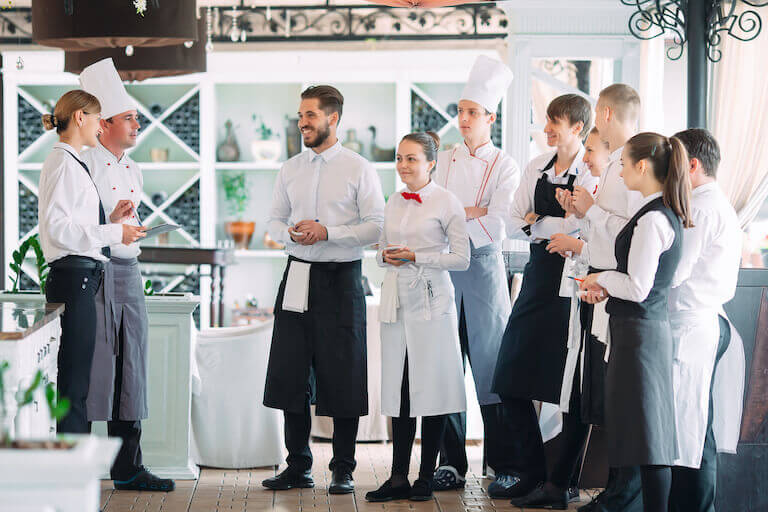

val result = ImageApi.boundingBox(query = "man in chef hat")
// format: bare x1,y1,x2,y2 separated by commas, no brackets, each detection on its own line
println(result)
80,58,174,492
431,55,526,498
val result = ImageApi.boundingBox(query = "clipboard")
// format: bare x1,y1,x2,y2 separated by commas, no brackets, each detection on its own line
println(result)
143,223,180,239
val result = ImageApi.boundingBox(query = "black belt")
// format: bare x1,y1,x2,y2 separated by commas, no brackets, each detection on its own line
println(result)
288,255,360,271
588,266,610,274
50,255,104,271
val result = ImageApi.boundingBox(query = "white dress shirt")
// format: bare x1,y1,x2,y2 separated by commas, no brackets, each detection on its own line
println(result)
38,142,123,263
508,147,599,241
581,146,643,270
670,182,741,312
82,142,143,259
597,192,676,301
376,181,470,271
268,141,385,262
434,141,520,247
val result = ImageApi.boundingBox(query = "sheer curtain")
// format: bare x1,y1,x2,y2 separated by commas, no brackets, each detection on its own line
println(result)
711,5,768,229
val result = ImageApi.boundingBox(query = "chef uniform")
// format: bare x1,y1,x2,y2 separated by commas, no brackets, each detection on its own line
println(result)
378,181,469,483
264,140,384,481
667,181,744,512
77,58,172,491
39,141,123,435
432,55,521,485
491,145,598,492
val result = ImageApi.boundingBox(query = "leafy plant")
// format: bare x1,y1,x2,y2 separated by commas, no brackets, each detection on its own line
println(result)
8,237,33,292
28,236,49,295
222,172,251,220
252,114,274,140
144,280,155,296
45,384,71,423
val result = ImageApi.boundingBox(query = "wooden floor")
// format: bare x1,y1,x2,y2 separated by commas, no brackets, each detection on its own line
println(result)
100,441,598,511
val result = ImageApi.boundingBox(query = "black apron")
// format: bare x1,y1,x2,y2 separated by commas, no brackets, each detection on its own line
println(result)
492,158,577,404
263,256,368,418
578,266,609,426
605,197,682,467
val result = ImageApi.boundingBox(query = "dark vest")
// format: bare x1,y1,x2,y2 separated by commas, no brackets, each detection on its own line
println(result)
606,196,683,319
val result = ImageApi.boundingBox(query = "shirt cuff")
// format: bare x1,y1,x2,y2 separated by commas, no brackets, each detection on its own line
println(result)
106,223,123,246
596,270,620,290
325,225,341,242
414,251,434,266
585,204,604,223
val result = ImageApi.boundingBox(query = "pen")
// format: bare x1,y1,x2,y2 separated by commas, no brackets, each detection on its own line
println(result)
567,276,584,283
132,204,143,227
567,229,580,236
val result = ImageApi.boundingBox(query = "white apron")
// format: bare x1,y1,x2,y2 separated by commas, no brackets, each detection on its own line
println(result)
380,265,467,417
670,309,745,468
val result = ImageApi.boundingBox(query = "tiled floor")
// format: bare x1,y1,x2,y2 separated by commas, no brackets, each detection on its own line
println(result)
100,441,598,511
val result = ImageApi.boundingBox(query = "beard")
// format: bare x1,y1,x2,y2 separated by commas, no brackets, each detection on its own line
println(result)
302,121,331,148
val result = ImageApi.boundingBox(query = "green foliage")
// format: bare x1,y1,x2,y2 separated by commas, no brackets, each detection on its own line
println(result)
15,370,42,407
144,280,155,296
252,114,274,140
29,236,48,295
221,172,251,219
45,383,71,422
7,235,47,293
8,237,32,292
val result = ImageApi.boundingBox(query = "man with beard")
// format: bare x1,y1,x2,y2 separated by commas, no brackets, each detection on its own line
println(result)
262,85,385,495
79,58,173,491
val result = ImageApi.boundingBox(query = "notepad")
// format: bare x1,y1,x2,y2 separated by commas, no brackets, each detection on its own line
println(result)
143,224,180,239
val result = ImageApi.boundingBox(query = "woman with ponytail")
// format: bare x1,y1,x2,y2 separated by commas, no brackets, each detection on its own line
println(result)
579,132,692,512
38,90,146,435
367,131,469,503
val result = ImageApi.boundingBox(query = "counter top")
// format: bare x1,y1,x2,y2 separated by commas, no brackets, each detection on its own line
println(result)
0,301,64,340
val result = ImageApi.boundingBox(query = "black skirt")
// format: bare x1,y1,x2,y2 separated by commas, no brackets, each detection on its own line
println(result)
579,301,607,426
605,316,677,467
491,242,570,404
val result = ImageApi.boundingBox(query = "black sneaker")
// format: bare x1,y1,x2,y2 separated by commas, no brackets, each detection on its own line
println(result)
262,468,314,490
409,478,434,501
569,486,581,502
510,482,568,509
365,479,412,502
114,467,175,492
431,465,466,491
488,473,538,499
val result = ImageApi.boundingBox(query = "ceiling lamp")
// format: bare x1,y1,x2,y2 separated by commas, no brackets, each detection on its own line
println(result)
63,18,206,81
32,0,198,51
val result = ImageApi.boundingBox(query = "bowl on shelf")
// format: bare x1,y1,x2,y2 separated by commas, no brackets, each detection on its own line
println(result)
225,221,256,249
251,139,281,162
150,148,169,162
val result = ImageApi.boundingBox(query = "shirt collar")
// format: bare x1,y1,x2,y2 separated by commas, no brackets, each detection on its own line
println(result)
95,140,126,165
540,145,586,176
693,181,719,197
458,140,496,160
638,191,664,209
53,141,81,159
308,140,342,164
609,145,624,163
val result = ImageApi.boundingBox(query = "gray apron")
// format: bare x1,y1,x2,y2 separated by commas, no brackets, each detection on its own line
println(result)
449,241,510,405
86,256,149,421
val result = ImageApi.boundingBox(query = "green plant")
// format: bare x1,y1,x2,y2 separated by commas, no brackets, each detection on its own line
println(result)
45,383,71,423
8,237,33,292
144,280,155,296
222,172,251,219
28,236,49,295
252,114,273,140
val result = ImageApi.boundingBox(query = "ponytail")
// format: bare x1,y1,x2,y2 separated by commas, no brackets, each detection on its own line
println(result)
664,136,693,228
625,132,693,228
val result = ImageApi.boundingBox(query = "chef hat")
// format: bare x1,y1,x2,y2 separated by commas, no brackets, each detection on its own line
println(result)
78,58,135,120
460,55,514,113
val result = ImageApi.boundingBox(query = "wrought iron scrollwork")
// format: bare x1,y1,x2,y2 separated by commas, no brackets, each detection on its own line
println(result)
621,0,768,62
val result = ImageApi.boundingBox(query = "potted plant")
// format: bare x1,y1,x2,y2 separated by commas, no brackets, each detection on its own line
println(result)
222,172,255,249
5,234,47,296
250,114,281,162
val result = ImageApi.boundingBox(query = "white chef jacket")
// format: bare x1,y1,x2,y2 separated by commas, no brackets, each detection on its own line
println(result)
434,141,519,247
596,192,677,299
38,142,123,263
376,181,470,270
581,146,643,270
82,142,143,259
268,141,385,262
670,182,742,312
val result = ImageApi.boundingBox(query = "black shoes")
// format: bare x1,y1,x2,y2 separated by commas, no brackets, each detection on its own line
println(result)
569,486,581,503
365,479,412,502
409,478,434,501
432,465,466,491
328,468,355,495
262,468,314,490
510,482,569,509
487,473,539,499
114,467,175,492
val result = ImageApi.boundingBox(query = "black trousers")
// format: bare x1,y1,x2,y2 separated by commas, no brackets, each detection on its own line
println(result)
669,316,732,512
283,391,359,473
549,360,590,488
498,397,547,483
391,355,447,481
105,322,143,481
439,301,519,476
47,266,102,434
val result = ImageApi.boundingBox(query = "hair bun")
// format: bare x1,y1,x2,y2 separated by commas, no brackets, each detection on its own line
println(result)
425,131,440,149
41,113,57,131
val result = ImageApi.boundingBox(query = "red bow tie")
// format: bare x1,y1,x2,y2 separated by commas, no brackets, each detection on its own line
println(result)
401,192,422,203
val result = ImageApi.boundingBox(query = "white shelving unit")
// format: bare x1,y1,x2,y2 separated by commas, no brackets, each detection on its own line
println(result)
2,49,507,325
